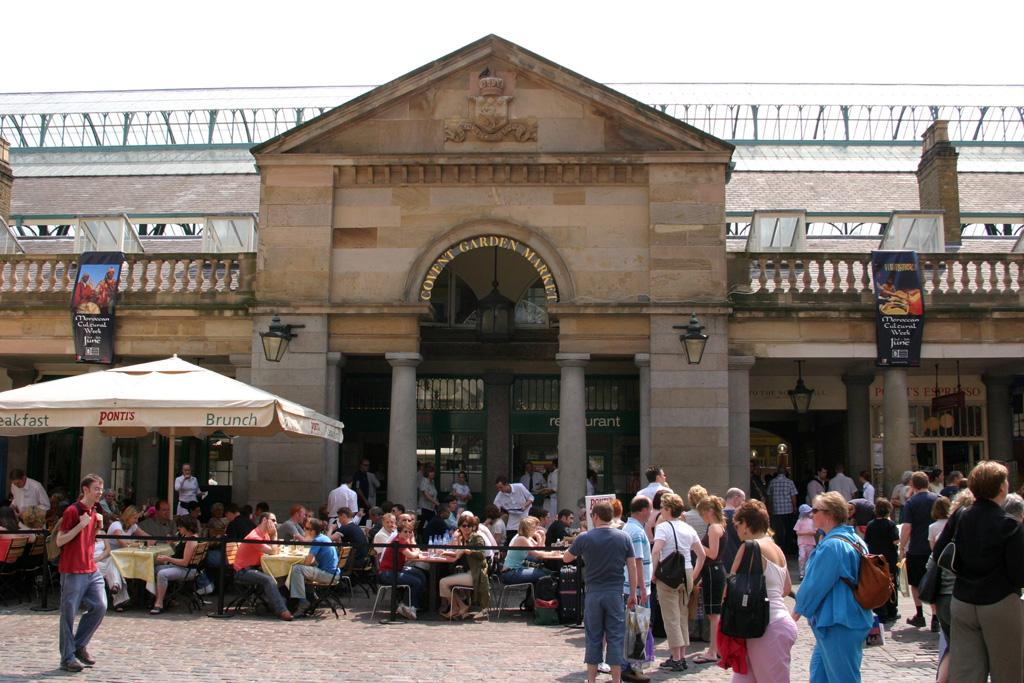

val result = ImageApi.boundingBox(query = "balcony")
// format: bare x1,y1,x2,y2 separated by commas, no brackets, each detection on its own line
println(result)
0,252,255,308
727,252,1024,310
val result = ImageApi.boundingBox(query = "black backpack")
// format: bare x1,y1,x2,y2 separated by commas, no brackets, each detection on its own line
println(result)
535,575,558,602
720,540,770,639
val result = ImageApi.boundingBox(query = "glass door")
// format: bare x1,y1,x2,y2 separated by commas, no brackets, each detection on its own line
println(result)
942,441,984,476
418,432,486,517
912,442,939,471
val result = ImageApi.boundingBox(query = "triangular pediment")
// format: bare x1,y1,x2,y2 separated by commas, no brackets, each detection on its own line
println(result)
252,35,733,157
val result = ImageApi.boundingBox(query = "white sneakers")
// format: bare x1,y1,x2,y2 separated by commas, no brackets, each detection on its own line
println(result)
197,584,215,595
397,603,418,620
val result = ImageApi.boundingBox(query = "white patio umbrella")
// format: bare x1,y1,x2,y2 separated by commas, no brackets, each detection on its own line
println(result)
0,355,343,507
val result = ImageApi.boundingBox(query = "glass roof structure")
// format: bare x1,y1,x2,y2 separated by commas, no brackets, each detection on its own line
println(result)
1,83,1022,148
879,212,946,253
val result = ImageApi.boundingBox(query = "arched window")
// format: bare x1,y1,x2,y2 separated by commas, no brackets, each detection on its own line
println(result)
514,277,549,327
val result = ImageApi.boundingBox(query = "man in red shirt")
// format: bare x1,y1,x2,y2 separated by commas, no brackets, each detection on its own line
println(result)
55,473,106,672
232,511,293,621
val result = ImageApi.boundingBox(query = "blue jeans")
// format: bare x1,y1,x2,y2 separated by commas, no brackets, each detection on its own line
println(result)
234,568,287,614
379,568,426,608
810,624,869,682
584,589,627,666
59,571,107,665
500,566,550,586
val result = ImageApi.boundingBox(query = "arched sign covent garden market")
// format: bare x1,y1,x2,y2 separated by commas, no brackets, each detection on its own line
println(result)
418,234,560,302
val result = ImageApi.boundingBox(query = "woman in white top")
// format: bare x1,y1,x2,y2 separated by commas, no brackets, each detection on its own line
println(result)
418,464,439,522
450,471,472,514
651,492,706,672
482,504,506,546
107,505,149,548
729,499,796,683
928,495,951,549
93,527,130,610
173,463,205,516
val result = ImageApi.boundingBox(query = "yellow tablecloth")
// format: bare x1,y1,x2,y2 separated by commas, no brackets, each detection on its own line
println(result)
111,544,174,594
261,550,305,589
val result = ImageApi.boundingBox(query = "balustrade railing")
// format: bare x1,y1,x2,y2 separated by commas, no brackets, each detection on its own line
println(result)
729,252,1023,303
0,253,254,299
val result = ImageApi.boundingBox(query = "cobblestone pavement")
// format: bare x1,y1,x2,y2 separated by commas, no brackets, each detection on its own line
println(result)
0,586,940,682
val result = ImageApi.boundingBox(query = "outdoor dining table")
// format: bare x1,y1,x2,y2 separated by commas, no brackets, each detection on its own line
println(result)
417,550,460,613
110,543,174,594
260,546,307,589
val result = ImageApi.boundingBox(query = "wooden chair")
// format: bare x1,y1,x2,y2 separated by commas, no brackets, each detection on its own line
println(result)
166,541,209,613
223,542,267,615
306,546,349,619
0,537,29,605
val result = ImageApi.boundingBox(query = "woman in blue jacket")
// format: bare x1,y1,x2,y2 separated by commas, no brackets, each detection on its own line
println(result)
793,491,874,682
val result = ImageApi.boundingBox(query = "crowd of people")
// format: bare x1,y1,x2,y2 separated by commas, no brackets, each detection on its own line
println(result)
6,457,1024,681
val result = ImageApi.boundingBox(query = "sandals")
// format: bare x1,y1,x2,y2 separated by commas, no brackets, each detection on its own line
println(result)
692,654,720,665
149,606,164,615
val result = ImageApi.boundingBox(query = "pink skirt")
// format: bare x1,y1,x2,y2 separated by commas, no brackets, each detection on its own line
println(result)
731,615,798,683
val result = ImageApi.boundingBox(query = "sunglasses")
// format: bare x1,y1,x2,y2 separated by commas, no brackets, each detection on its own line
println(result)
810,508,822,514
459,523,473,528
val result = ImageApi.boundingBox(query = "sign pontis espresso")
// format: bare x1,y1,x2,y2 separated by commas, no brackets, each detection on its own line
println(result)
871,250,925,367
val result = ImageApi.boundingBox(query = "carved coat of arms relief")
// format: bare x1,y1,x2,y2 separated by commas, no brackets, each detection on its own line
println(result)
444,69,538,143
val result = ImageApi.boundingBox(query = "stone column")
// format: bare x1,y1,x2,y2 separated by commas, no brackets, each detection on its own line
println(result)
228,354,251,507
4,368,36,486
843,372,875,477
485,373,513,481
322,353,344,503
386,352,421,511
983,373,1014,461
80,367,112,485
557,353,589,514
882,368,912,491
728,356,755,492
634,354,651,473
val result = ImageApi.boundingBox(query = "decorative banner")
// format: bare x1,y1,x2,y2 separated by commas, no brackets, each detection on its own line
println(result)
871,250,924,367
71,251,124,364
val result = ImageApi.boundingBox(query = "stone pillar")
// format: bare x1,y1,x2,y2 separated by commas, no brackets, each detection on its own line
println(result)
843,372,874,477
80,367,112,485
4,368,36,486
916,120,961,248
485,373,513,481
322,352,344,503
386,352,421,511
247,314,334,517
557,353,589,513
728,356,755,492
983,373,1014,461
228,354,251,507
649,313,730,496
882,368,912,491
635,354,651,473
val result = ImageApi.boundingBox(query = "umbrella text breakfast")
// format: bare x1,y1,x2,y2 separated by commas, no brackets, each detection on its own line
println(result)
0,355,344,506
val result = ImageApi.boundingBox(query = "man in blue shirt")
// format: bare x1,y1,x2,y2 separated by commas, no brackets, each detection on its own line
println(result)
620,496,652,682
288,518,340,615
564,501,637,683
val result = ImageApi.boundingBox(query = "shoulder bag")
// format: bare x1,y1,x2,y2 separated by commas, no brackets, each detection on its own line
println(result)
835,535,893,610
720,539,770,639
935,508,961,575
654,521,687,589
919,511,960,603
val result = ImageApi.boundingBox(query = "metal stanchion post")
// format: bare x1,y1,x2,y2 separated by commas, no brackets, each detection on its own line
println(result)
207,537,231,619
30,530,58,612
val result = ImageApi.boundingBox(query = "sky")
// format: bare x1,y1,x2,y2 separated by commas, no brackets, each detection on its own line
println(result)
3,0,1022,93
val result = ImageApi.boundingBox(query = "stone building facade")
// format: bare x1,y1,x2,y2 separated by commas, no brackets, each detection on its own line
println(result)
1,36,1022,515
